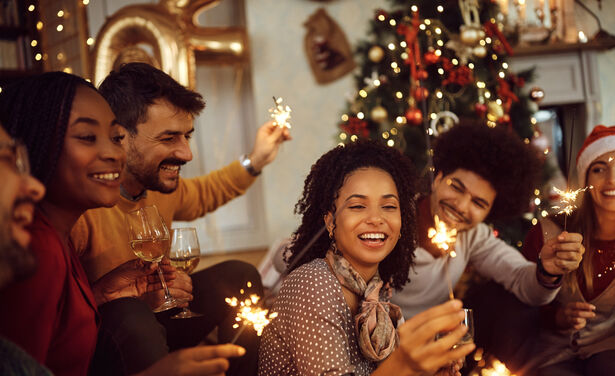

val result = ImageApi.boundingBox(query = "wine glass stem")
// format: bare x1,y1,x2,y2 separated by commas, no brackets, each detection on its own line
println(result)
156,264,173,299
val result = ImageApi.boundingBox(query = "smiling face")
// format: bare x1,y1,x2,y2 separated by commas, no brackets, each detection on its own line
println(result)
124,99,194,194
325,167,401,280
430,169,496,232
0,126,45,287
45,86,125,211
587,150,615,216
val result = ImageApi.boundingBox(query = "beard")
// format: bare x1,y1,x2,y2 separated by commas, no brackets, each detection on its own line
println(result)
126,145,185,194
0,236,36,290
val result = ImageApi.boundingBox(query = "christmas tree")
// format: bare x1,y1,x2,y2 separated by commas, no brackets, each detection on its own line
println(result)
337,0,547,249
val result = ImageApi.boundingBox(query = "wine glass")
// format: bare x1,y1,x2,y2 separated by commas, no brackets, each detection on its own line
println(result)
436,308,474,372
169,227,203,319
125,205,180,312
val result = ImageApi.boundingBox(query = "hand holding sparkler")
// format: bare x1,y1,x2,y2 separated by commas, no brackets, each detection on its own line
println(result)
538,231,584,276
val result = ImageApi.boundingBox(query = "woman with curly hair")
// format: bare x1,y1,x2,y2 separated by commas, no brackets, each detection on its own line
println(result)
523,125,615,376
259,141,474,376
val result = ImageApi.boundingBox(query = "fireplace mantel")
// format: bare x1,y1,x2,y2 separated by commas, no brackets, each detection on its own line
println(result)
510,38,615,136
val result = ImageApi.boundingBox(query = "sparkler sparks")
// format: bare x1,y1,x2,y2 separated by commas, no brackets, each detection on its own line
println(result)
225,284,278,338
552,186,590,216
428,215,458,257
270,96,292,129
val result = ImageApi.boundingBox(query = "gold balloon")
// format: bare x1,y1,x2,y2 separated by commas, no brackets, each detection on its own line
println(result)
92,0,247,88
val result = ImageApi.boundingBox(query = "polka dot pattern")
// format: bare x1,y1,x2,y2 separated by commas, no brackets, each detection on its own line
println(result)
258,258,376,375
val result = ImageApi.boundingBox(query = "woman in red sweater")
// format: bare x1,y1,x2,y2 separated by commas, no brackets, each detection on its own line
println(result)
0,72,244,376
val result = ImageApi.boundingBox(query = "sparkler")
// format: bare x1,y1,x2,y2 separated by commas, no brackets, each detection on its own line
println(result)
428,215,458,256
270,96,292,129
428,215,458,300
226,282,278,344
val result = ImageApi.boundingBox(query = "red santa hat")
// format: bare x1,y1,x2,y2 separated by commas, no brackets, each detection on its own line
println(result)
576,125,615,187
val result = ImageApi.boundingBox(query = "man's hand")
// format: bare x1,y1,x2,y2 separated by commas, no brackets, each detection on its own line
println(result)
248,121,291,172
555,301,596,330
135,344,246,376
374,300,475,376
539,231,584,275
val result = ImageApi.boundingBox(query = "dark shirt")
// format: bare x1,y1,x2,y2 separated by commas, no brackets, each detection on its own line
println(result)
0,336,52,376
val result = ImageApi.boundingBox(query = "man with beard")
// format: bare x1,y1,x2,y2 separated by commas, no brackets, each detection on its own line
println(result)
391,123,585,317
0,124,49,374
70,63,290,376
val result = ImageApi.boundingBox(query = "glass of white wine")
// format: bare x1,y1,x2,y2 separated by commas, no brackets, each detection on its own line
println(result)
125,205,180,312
169,227,202,319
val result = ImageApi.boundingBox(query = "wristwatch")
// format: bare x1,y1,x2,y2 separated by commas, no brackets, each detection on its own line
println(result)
239,154,261,176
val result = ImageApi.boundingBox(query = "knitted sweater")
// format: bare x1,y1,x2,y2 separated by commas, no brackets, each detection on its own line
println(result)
70,161,255,282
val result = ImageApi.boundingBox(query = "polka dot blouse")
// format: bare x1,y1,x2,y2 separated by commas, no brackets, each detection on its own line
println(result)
258,258,377,376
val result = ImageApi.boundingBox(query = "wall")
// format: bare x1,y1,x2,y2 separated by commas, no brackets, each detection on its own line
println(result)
244,0,387,243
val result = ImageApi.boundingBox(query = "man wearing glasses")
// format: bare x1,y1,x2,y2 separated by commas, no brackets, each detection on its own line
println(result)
0,124,48,374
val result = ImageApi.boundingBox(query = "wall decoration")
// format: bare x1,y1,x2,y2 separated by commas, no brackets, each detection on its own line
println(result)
303,8,355,84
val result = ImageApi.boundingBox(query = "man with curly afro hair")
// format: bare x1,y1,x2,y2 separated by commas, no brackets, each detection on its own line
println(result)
391,122,584,319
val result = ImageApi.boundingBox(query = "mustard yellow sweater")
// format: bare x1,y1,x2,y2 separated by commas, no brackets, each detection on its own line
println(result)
70,161,256,282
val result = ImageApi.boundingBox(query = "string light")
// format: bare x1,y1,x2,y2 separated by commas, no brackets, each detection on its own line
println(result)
28,4,35,11
389,19,396,26
357,112,365,119
30,40,37,47
339,133,347,140
437,5,444,12
82,0,90,4
56,24,64,32
87,38,95,46
377,14,386,21
57,10,64,17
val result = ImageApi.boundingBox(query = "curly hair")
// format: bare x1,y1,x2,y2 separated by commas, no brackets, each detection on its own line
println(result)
287,141,418,290
98,62,205,134
433,123,542,220
0,72,95,185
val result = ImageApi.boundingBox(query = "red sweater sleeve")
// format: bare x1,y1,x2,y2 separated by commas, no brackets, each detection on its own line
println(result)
522,222,544,263
0,224,66,363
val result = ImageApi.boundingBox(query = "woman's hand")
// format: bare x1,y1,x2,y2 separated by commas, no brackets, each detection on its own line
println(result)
134,344,246,376
374,300,475,376
92,258,180,306
555,301,596,330
140,261,193,309
539,231,584,275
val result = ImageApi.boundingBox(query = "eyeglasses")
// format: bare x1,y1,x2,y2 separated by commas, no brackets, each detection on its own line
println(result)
0,139,30,175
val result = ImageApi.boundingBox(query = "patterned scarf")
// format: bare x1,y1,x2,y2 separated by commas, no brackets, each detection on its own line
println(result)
325,251,404,362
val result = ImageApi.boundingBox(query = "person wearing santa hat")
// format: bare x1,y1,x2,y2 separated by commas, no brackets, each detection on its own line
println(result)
523,125,615,375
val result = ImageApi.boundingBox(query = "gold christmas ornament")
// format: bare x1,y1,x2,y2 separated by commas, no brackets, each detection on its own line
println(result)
460,27,480,45
473,45,487,58
368,45,385,62
530,87,545,103
370,105,388,122
486,101,504,122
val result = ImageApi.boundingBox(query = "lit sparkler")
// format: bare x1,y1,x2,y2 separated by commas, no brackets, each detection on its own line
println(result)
225,282,278,343
552,186,589,216
428,215,458,257
479,359,516,376
428,215,458,300
270,96,292,129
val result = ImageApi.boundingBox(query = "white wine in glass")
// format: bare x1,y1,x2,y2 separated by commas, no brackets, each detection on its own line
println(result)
169,227,202,319
126,206,180,312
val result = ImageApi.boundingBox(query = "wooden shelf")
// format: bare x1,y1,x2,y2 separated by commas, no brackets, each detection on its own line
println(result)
512,33,615,57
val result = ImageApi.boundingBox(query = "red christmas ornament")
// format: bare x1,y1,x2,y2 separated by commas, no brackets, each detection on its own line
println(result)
405,107,423,125
499,113,511,125
413,87,429,101
423,51,439,64
417,69,428,80
474,103,487,117
341,117,369,138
